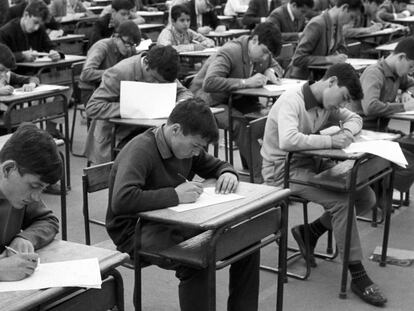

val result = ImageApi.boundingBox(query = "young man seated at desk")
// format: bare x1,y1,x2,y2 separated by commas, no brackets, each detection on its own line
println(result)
89,0,135,47
80,20,141,99
157,4,215,52
85,45,193,165
0,1,62,63
0,43,40,96
190,22,283,181
266,0,314,43
352,37,414,195
184,0,225,35
106,99,261,311
241,0,281,29
286,0,362,80
377,0,411,21
261,63,387,307
0,124,62,281
343,0,389,38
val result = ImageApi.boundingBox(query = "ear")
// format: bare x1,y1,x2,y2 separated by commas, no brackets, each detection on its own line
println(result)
397,52,407,61
251,34,259,44
328,76,338,87
1,160,17,179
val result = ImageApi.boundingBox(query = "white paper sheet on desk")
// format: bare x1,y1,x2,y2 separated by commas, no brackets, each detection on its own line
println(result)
0,258,102,292
136,39,152,52
169,187,245,212
263,79,305,92
346,58,377,68
33,57,53,63
120,81,176,119
343,140,407,168
12,84,64,95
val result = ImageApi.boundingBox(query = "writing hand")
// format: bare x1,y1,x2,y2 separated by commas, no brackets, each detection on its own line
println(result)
48,50,60,61
9,237,35,254
0,253,39,281
0,85,14,95
331,132,354,149
245,73,268,88
175,181,203,203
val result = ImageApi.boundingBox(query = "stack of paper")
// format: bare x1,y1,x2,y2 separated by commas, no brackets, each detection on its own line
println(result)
0,258,102,292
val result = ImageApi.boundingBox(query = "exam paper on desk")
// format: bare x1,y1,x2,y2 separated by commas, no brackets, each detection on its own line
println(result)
120,81,177,119
0,258,102,292
169,187,245,212
12,84,65,95
263,79,305,92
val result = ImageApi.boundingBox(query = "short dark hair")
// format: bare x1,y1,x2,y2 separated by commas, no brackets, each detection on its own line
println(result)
394,37,414,60
291,0,314,8
336,0,363,10
116,20,141,44
112,0,135,11
0,124,62,184
167,98,219,144
251,22,282,57
24,0,50,21
0,43,16,70
392,0,409,4
147,45,179,82
171,4,190,21
323,63,363,100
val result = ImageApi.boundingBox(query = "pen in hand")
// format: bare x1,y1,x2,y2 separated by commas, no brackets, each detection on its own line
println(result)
177,173,189,183
5,246,18,254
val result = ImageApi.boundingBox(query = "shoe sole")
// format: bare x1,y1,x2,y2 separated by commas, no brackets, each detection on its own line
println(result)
291,226,317,267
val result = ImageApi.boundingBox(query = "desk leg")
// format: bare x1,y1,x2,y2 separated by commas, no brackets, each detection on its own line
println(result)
228,95,234,165
380,170,394,267
277,200,288,311
134,221,143,311
59,151,67,241
339,162,360,299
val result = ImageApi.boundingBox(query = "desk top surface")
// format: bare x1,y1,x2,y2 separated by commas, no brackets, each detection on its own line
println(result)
60,15,99,24
206,29,250,37
16,55,86,68
376,42,398,51
309,58,377,71
50,34,85,43
0,239,128,311
394,16,414,23
232,79,305,98
136,11,165,16
138,23,164,30
138,182,288,229
355,27,403,38
179,48,218,57
390,112,414,120
0,85,69,103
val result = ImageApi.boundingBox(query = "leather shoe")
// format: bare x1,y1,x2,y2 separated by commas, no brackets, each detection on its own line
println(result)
43,183,63,196
291,225,317,267
351,282,387,307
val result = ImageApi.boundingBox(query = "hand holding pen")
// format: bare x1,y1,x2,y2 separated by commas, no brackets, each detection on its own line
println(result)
175,173,203,203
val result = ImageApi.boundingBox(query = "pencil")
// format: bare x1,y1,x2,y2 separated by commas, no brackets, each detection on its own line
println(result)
177,173,189,182
5,246,18,254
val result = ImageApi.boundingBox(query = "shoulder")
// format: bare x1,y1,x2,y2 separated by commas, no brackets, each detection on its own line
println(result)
220,37,244,56
116,129,158,164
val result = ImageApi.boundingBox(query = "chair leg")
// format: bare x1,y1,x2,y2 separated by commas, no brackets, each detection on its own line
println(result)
59,152,67,241
70,103,78,153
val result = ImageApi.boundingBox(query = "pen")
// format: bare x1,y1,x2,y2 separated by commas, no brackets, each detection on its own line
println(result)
5,246,18,254
177,173,189,183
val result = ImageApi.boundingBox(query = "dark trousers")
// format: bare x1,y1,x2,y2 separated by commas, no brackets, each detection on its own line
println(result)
139,222,260,311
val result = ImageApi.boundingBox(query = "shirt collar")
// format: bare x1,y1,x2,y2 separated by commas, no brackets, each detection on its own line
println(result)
379,58,398,80
154,125,173,159
287,3,295,22
303,81,323,110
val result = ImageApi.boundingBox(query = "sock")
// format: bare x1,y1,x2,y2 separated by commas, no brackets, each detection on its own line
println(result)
349,262,373,290
306,218,329,249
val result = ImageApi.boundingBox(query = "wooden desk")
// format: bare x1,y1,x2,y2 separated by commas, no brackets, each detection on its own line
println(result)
354,26,404,40
0,85,72,196
206,29,250,45
226,79,306,165
285,148,394,299
0,239,129,311
88,5,105,14
135,182,290,311
375,41,398,56
138,23,164,41
136,11,165,24
309,58,377,72
179,48,218,59
51,34,85,55
393,15,414,24
217,15,236,29
16,55,87,86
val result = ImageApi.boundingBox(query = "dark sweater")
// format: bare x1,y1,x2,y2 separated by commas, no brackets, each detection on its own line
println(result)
106,125,237,254
0,199,59,253
5,2,60,30
8,72,39,86
0,18,56,62
89,14,114,48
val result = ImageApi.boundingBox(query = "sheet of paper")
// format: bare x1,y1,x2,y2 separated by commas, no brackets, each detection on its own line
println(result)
169,187,245,212
358,129,399,141
33,57,53,63
263,79,305,92
0,258,102,292
13,84,64,95
343,140,407,167
392,110,414,115
136,39,152,52
120,81,177,119
346,58,377,68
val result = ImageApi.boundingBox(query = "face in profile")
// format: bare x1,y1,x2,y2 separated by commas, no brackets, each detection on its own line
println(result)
322,77,352,111
0,161,48,209
22,13,42,34
248,35,271,63
395,54,414,77
170,125,208,159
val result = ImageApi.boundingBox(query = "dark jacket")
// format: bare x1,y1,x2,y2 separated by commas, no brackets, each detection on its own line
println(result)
242,0,281,29
266,4,306,42
187,0,219,31
89,13,115,48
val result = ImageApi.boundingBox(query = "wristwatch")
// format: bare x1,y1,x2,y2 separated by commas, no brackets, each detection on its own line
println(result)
241,79,246,88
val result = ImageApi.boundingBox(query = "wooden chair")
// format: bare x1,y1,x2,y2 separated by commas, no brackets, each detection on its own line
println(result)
246,116,337,280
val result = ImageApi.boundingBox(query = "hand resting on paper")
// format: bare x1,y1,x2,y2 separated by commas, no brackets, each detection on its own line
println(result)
215,172,238,194
175,181,203,203
0,250,39,281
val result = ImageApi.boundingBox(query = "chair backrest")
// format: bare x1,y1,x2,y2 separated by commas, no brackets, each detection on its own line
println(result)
83,161,114,193
247,116,267,183
82,161,114,245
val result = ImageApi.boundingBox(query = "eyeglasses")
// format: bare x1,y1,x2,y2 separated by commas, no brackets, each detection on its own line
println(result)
120,36,136,49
